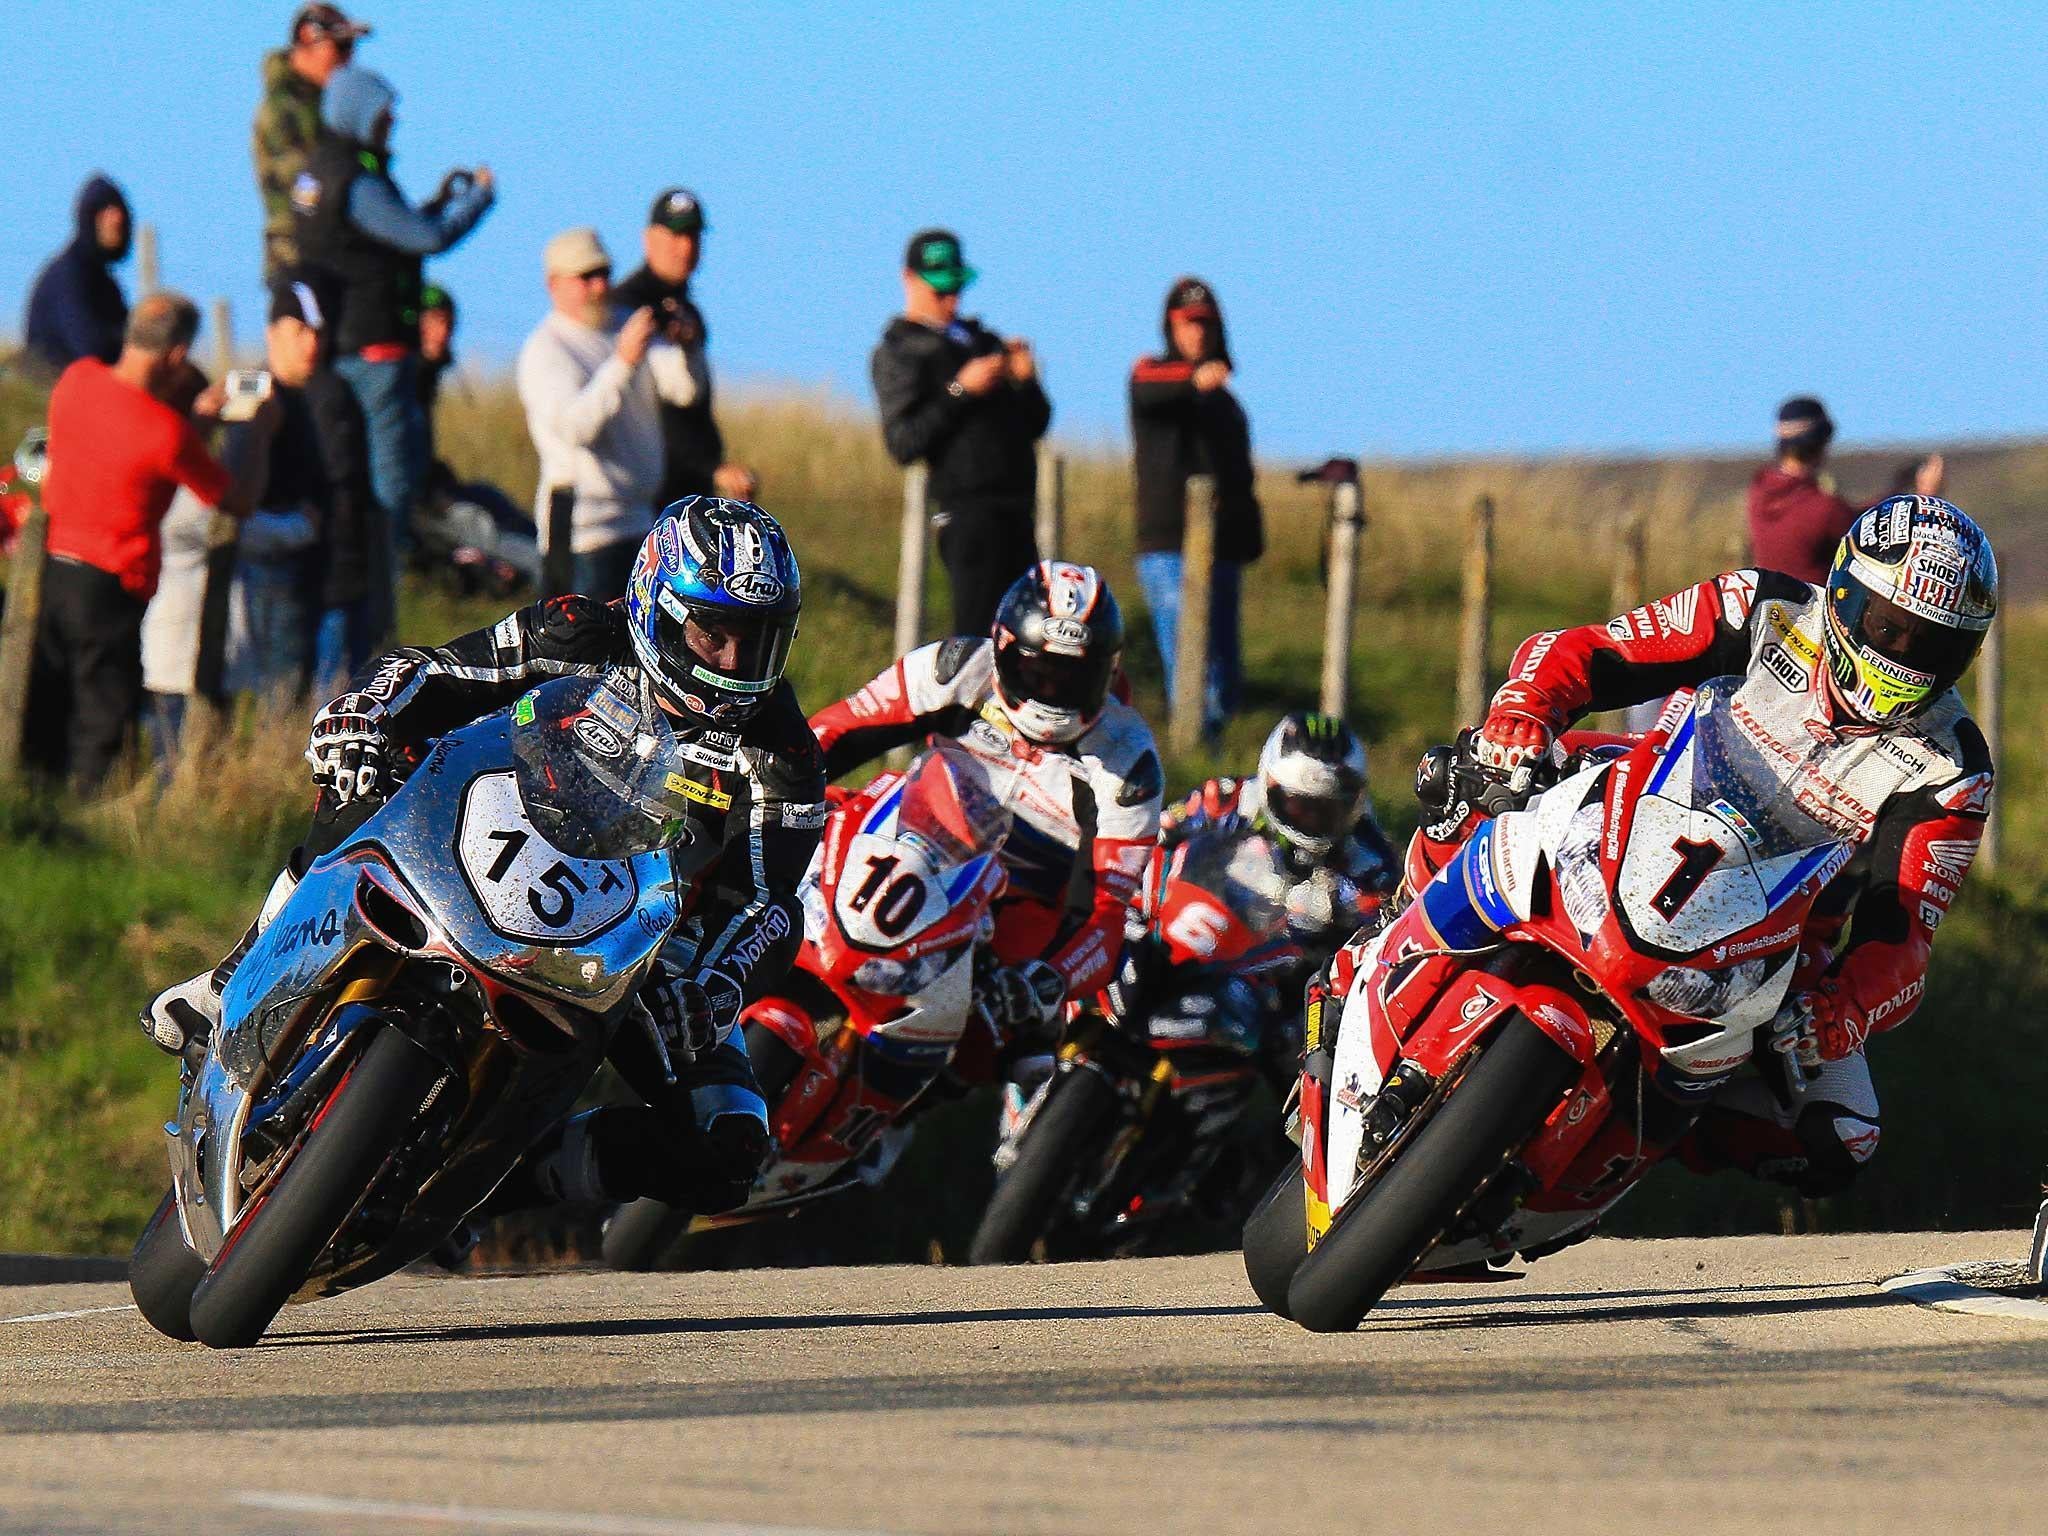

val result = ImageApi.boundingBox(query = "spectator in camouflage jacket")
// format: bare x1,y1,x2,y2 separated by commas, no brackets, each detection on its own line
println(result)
253,5,372,282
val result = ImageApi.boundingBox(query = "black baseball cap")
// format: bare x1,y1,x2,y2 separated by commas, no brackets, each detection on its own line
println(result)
905,228,975,296
292,4,371,44
1777,395,1835,447
649,187,707,235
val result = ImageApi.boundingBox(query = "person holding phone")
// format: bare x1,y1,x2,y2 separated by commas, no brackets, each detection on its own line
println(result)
871,229,1051,636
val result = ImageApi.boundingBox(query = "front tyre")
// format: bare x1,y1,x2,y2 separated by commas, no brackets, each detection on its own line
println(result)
130,1189,206,1342
1286,1013,1578,1334
1240,1161,1308,1319
188,1025,440,1350
968,1066,1120,1265
600,1199,695,1272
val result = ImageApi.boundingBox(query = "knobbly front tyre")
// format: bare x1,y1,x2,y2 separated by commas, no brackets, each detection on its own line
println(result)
130,1189,206,1342
1285,1013,1579,1334
968,1066,1121,1265
601,1198,694,1272
188,1024,442,1350
1240,1161,1309,1319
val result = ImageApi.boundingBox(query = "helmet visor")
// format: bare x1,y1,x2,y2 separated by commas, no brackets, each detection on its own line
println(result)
1829,584,1981,718
653,598,794,703
999,648,1113,716
1267,785,1356,845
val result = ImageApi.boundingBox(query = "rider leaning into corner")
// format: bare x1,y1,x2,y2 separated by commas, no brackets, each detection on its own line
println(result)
142,497,828,1219
1414,493,1998,1197
808,561,1165,1081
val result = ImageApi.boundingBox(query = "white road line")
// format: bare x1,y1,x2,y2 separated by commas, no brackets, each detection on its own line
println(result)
1880,1267,2048,1323
0,1304,135,1326
235,1492,898,1536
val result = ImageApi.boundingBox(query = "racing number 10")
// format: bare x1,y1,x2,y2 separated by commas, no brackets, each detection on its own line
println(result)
847,853,927,939
1651,835,1724,920
483,827,624,929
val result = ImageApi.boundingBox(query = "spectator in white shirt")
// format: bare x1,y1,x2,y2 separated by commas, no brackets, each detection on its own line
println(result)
515,226,697,596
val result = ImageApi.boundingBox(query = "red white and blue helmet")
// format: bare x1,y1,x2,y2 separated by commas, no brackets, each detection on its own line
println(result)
992,561,1124,744
626,497,801,725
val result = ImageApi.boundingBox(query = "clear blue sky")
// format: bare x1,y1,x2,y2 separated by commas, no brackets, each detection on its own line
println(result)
6,2,2046,461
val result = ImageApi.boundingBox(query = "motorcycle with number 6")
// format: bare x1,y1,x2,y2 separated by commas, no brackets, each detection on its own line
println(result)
131,671,728,1348
1248,679,1854,1331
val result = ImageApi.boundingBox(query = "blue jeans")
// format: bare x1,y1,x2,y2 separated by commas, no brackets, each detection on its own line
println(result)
334,353,422,639
571,538,644,601
240,565,311,699
313,602,373,697
1135,550,1242,737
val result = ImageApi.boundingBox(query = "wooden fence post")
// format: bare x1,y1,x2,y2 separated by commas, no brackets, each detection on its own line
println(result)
0,507,50,782
1319,474,1365,717
1169,475,1217,757
1610,502,1647,615
888,466,931,768
1979,616,2003,874
1455,495,1495,729
210,298,235,378
1034,443,1064,565
137,223,160,298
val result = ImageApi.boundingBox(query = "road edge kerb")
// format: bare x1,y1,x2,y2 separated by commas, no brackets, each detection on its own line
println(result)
1879,1264,2048,1323
0,1253,129,1286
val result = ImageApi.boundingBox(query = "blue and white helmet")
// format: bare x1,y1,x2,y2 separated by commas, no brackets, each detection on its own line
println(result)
626,497,801,725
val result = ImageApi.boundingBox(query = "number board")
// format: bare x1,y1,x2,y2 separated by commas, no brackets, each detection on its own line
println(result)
834,831,947,950
455,771,639,943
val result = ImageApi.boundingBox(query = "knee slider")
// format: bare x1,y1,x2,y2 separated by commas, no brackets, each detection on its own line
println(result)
1793,1104,1879,1197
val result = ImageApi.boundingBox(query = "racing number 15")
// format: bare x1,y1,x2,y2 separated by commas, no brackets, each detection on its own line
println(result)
1651,835,1724,920
483,827,623,930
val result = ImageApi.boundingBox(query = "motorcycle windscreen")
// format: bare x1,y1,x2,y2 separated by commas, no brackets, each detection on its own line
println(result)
1683,676,1842,863
1162,828,1293,958
510,672,720,861
894,740,1013,870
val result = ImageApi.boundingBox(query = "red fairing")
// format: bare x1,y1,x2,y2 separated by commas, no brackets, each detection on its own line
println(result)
808,657,913,757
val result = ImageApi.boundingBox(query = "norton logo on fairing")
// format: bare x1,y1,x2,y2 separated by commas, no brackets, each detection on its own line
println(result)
727,570,785,605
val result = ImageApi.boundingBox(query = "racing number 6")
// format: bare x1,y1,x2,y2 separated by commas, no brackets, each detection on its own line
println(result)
1651,835,1725,920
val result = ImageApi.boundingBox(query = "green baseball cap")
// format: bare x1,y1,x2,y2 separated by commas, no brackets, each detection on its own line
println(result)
905,228,976,296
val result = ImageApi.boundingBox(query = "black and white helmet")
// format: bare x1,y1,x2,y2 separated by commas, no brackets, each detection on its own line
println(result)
991,562,1124,744
1256,711,1369,856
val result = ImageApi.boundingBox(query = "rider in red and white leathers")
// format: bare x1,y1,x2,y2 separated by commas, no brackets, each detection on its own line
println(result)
1451,495,1998,1194
809,562,1163,1073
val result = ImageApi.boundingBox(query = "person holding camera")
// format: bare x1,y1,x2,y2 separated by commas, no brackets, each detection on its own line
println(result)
611,187,758,507
871,229,1051,636
292,62,493,626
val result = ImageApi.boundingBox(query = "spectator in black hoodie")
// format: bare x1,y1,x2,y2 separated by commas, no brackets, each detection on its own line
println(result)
1129,276,1262,740
22,176,133,374
871,228,1051,636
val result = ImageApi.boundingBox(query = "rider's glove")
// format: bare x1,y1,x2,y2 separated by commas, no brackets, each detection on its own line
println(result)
977,959,1066,1041
306,692,391,805
633,962,718,1082
1772,985,1869,1071
1475,703,1556,781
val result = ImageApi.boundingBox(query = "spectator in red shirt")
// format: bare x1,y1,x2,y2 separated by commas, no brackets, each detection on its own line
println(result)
27,292,275,789
1746,395,1944,583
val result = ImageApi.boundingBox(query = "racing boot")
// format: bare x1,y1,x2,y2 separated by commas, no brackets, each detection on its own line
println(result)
140,863,301,1063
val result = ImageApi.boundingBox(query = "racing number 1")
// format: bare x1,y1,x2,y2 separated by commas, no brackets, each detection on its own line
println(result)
1651,835,1724,920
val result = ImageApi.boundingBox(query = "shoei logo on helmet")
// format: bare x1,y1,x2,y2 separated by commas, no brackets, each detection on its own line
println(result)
1041,616,1091,655
726,570,786,605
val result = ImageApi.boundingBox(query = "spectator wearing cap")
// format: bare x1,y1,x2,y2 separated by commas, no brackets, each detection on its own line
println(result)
22,174,133,374
612,188,758,507
29,294,278,789
292,61,493,619
254,4,370,282
1747,395,1945,585
1129,276,1262,738
871,228,1050,636
517,228,700,597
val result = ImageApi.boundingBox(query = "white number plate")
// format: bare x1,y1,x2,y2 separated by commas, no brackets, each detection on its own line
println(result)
455,771,639,943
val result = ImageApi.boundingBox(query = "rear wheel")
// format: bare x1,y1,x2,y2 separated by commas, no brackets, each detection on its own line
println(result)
1240,1161,1308,1319
968,1066,1121,1265
129,1189,206,1342
1286,1014,1579,1333
188,1025,441,1350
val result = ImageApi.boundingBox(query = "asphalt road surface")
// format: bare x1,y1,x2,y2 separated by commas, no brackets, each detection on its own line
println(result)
3,1232,2044,1535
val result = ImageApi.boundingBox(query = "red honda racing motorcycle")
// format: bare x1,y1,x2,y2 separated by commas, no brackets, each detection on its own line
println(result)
1247,678,1855,1331
602,741,1012,1269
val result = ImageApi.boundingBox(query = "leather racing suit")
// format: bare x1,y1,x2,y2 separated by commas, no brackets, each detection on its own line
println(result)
808,635,1165,1074
314,592,829,1213
1473,567,1994,1193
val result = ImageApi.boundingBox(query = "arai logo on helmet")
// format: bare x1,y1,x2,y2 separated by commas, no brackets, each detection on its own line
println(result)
726,570,786,605
1041,616,1091,655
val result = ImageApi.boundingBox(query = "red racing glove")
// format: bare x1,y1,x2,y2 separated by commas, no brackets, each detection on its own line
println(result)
1475,697,1559,778
1774,983,1870,1069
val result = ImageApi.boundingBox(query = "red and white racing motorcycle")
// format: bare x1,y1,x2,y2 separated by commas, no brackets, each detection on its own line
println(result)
602,741,1010,1268
1247,677,1855,1331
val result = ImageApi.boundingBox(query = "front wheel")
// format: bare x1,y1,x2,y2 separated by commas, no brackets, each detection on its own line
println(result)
968,1066,1121,1265
1286,1013,1579,1333
188,1024,441,1350
130,1189,206,1342
1240,1161,1308,1319
601,1199,695,1272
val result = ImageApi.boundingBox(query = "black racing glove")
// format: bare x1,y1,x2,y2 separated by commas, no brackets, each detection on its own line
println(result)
633,961,717,1081
975,959,1066,1042
306,691,390,805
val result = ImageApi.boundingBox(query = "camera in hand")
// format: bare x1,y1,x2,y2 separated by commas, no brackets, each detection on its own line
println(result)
220,369,274,423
